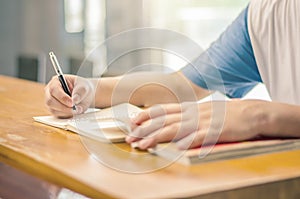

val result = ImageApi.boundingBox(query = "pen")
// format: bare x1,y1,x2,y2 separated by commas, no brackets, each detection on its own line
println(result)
49,51,76,110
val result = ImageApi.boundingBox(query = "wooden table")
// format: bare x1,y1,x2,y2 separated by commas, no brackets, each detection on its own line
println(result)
1,75,300,199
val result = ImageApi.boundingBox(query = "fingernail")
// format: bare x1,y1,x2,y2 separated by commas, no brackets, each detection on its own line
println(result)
130,142,139,149
74,106,83,114
138,139,152,149
176,140,190,150
126,136,134,143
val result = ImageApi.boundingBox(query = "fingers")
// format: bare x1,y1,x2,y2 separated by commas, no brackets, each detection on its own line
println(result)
127,101,223,150
48,109,74,119
46,76,73,107
176,127,223,153
72,78,94,114
129,120,198,150
45,75,94,118
132,104,182,125
127,102,201,150
132,102,200,124
176,131,205,150
45,90,73,118
133,125,222,151
127,113,182,143
45,77,74,118
127,104,182,143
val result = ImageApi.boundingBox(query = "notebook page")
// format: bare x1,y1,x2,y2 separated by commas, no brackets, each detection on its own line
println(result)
33,108,101,130
33,116,70,129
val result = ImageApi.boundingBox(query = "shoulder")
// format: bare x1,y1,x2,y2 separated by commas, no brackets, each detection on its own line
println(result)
248,0,297,23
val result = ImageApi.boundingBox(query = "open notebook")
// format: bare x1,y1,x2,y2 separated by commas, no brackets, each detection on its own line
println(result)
34,103,142,143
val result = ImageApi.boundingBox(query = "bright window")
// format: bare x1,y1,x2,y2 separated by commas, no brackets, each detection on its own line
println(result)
143,0,249,70
64,0,84,33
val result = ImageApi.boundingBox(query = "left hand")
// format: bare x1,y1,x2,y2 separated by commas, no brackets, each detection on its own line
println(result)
126,100,268,150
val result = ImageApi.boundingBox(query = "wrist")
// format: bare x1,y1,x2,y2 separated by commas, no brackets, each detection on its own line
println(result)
251,101,281,137
245,100,274,136
88,78,97,108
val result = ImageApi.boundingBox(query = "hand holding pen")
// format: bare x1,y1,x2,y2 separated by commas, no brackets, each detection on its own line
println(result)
49,52,76,110
46,52,94,118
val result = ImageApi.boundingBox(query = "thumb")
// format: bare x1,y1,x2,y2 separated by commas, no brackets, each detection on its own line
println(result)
72,77,92,103
72,77,95,113
72,93,81,105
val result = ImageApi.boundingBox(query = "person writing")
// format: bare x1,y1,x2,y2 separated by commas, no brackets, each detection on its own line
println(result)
45,0,300,150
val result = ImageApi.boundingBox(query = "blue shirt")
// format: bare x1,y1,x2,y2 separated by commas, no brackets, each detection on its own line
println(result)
181,6,262,98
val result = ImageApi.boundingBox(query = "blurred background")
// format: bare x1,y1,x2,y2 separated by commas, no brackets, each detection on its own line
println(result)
0,0,248,83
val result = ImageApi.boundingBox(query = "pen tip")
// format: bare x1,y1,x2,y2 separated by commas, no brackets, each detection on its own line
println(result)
49,51,54,56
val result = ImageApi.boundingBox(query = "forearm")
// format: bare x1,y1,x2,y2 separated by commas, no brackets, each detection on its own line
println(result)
93,72,209,108
254,101,300,138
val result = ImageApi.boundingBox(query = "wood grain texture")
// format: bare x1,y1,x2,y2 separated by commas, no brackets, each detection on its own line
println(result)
1,75,300,199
